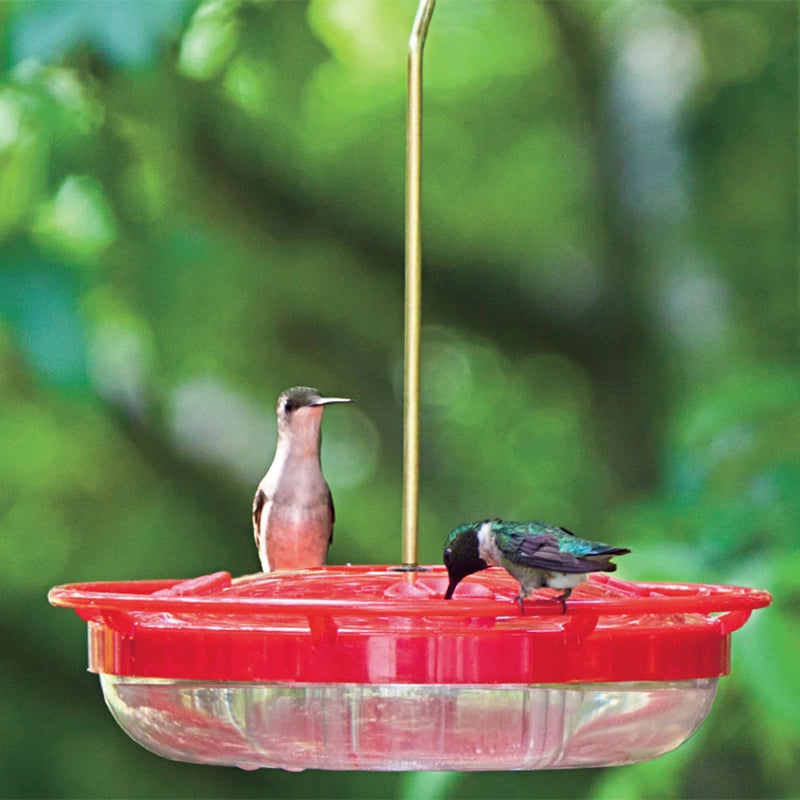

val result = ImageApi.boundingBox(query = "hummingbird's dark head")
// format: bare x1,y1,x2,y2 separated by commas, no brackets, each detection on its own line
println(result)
443,521,490,599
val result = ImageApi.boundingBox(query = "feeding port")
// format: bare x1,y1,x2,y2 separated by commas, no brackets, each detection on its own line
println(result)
49,567,770,771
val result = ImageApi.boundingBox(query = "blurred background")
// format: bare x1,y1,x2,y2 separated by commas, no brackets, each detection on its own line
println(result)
1,0,797,797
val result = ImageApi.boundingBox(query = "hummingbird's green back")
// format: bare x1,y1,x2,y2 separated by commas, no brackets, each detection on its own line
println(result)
491,520,630,573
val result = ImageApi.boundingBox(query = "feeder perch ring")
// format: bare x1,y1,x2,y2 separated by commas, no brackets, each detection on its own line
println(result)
49,567,770,771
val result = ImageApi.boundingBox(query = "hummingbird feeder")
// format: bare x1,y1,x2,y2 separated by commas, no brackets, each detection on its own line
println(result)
49,0,771,772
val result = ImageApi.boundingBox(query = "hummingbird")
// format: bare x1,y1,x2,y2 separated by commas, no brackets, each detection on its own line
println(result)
443,519,630,612
252,386,351,571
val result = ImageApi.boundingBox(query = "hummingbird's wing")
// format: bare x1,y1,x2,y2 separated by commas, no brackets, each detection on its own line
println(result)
495,522,629,574
253,487,267,548
327,487,335,544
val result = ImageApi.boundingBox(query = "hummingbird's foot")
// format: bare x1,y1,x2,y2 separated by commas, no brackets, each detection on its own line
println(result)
552,588,572,614
515,594,526,614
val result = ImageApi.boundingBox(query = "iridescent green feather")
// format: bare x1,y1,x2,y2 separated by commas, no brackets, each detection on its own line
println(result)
490,519,629,573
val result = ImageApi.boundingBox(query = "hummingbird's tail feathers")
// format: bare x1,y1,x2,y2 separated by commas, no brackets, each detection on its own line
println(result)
582,551,628,571
582,546,632,573
589,547,631,557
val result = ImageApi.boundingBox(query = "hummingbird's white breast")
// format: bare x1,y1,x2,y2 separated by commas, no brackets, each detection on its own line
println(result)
476,520,503,566
254,405,333,571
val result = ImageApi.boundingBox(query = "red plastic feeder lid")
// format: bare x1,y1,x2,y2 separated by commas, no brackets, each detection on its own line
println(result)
48,567,771,685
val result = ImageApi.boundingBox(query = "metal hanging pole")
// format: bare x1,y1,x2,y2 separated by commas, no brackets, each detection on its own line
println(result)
402,0,435,569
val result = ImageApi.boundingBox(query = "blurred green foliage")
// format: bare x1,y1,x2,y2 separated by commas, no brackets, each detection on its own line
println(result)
0,0,797,797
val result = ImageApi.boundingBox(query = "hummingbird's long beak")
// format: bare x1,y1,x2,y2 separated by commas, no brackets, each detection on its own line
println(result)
311,397,352,406
444,577,459,600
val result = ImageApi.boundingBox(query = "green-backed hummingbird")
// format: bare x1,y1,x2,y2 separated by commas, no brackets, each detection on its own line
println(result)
443,519,630,612
253,386,351,571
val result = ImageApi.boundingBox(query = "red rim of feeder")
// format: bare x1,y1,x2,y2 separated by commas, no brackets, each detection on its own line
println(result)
48,567,771,685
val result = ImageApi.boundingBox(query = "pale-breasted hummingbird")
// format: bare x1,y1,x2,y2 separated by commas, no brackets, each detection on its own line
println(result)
252,386,351,571
443,519,630,612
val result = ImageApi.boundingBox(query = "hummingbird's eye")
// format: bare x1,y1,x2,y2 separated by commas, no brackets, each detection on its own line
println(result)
283,399,296,413
443,549,452,566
